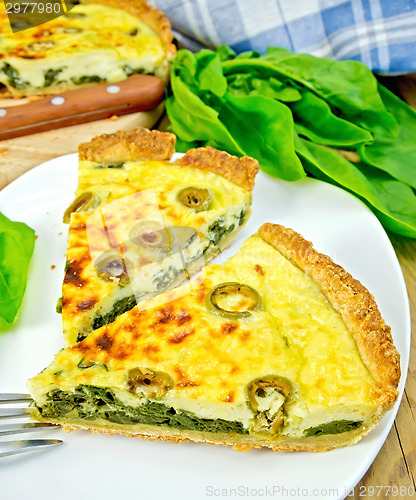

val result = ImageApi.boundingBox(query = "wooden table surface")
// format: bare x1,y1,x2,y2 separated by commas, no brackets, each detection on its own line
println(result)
0,105,414,500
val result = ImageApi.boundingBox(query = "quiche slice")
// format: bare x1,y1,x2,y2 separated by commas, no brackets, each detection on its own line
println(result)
61,127,258,345
29,223,400,451
0,0,175,97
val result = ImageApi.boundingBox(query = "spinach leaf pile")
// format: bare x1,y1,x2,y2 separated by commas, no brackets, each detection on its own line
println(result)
166,46,416,238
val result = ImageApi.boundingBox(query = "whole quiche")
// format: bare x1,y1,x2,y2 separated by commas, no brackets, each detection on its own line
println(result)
0,0,176,97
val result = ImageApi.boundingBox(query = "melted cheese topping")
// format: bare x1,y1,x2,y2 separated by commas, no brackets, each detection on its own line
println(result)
0,3,167,94
76,159,247,219
62,159,250,346
32,234,377,436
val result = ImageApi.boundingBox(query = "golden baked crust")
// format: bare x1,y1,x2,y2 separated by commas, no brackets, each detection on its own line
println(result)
82,0,176,58
174,146,259,192
49,419,367,452
258,222,400,409
78,127,176,162
78,129,260,192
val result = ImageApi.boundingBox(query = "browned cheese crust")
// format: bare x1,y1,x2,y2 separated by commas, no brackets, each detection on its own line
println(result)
78,127,176,163
82,0,176,58
174,146,259,192
258,223,400,410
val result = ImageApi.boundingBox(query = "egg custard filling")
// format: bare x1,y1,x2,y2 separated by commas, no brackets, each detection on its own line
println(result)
0,0,175,97
61,128,258,346
28,223,400,451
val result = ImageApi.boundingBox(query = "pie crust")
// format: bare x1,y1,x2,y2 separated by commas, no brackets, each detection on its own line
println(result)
78,128,260,190
258,222,400,409
78,127,177,162
174,146,259,191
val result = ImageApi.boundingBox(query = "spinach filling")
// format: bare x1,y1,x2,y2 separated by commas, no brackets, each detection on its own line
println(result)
90,252,201,337
89,265,189,338
1,63,28,89
71,69,153,86
304,420,363,437
204,210,246,254
123,65,150,76
37,385,248,435
1,64,103,90
153,264,185,292
88,295,138,340
44,68,64,87
71,75,105,85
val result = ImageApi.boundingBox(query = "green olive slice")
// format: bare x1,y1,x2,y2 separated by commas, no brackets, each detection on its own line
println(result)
177,186,213,212
93,251,132,284
206,282,262,319
63,191,100,223
129,220,169,251
247,375,292,412
127,367,173,399
246,375,292,437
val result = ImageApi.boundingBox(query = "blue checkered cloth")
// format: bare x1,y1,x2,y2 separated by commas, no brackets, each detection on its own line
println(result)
148,0,416,74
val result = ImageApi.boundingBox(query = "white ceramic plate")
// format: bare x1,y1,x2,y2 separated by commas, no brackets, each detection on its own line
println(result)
0,154,410,500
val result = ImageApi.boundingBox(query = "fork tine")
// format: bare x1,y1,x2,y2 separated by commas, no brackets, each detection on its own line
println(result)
0,422,58,436
0,394,63,456
0,408,30,419
0,394,32,404
0,439,63,458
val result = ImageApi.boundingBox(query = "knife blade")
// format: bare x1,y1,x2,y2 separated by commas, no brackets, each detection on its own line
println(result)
0,74,165,141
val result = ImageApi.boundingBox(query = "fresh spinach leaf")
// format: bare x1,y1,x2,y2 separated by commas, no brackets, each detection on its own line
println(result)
194,50,227,97
167,74,245,155
227,73,302,102
0,212,35,329
291,90,374,148
216,92,305,180
167,46,416,238
249,47,398,140
167,50,305,180
357,85,416,188
297,138,416,238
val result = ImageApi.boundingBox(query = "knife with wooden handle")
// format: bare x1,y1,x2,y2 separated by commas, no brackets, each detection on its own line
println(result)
0,74,165,141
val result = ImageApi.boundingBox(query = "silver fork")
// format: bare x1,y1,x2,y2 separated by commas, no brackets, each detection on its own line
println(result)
0,393,62,458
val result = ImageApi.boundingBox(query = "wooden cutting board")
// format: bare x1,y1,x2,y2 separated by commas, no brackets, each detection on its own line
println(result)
0,101,165,190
